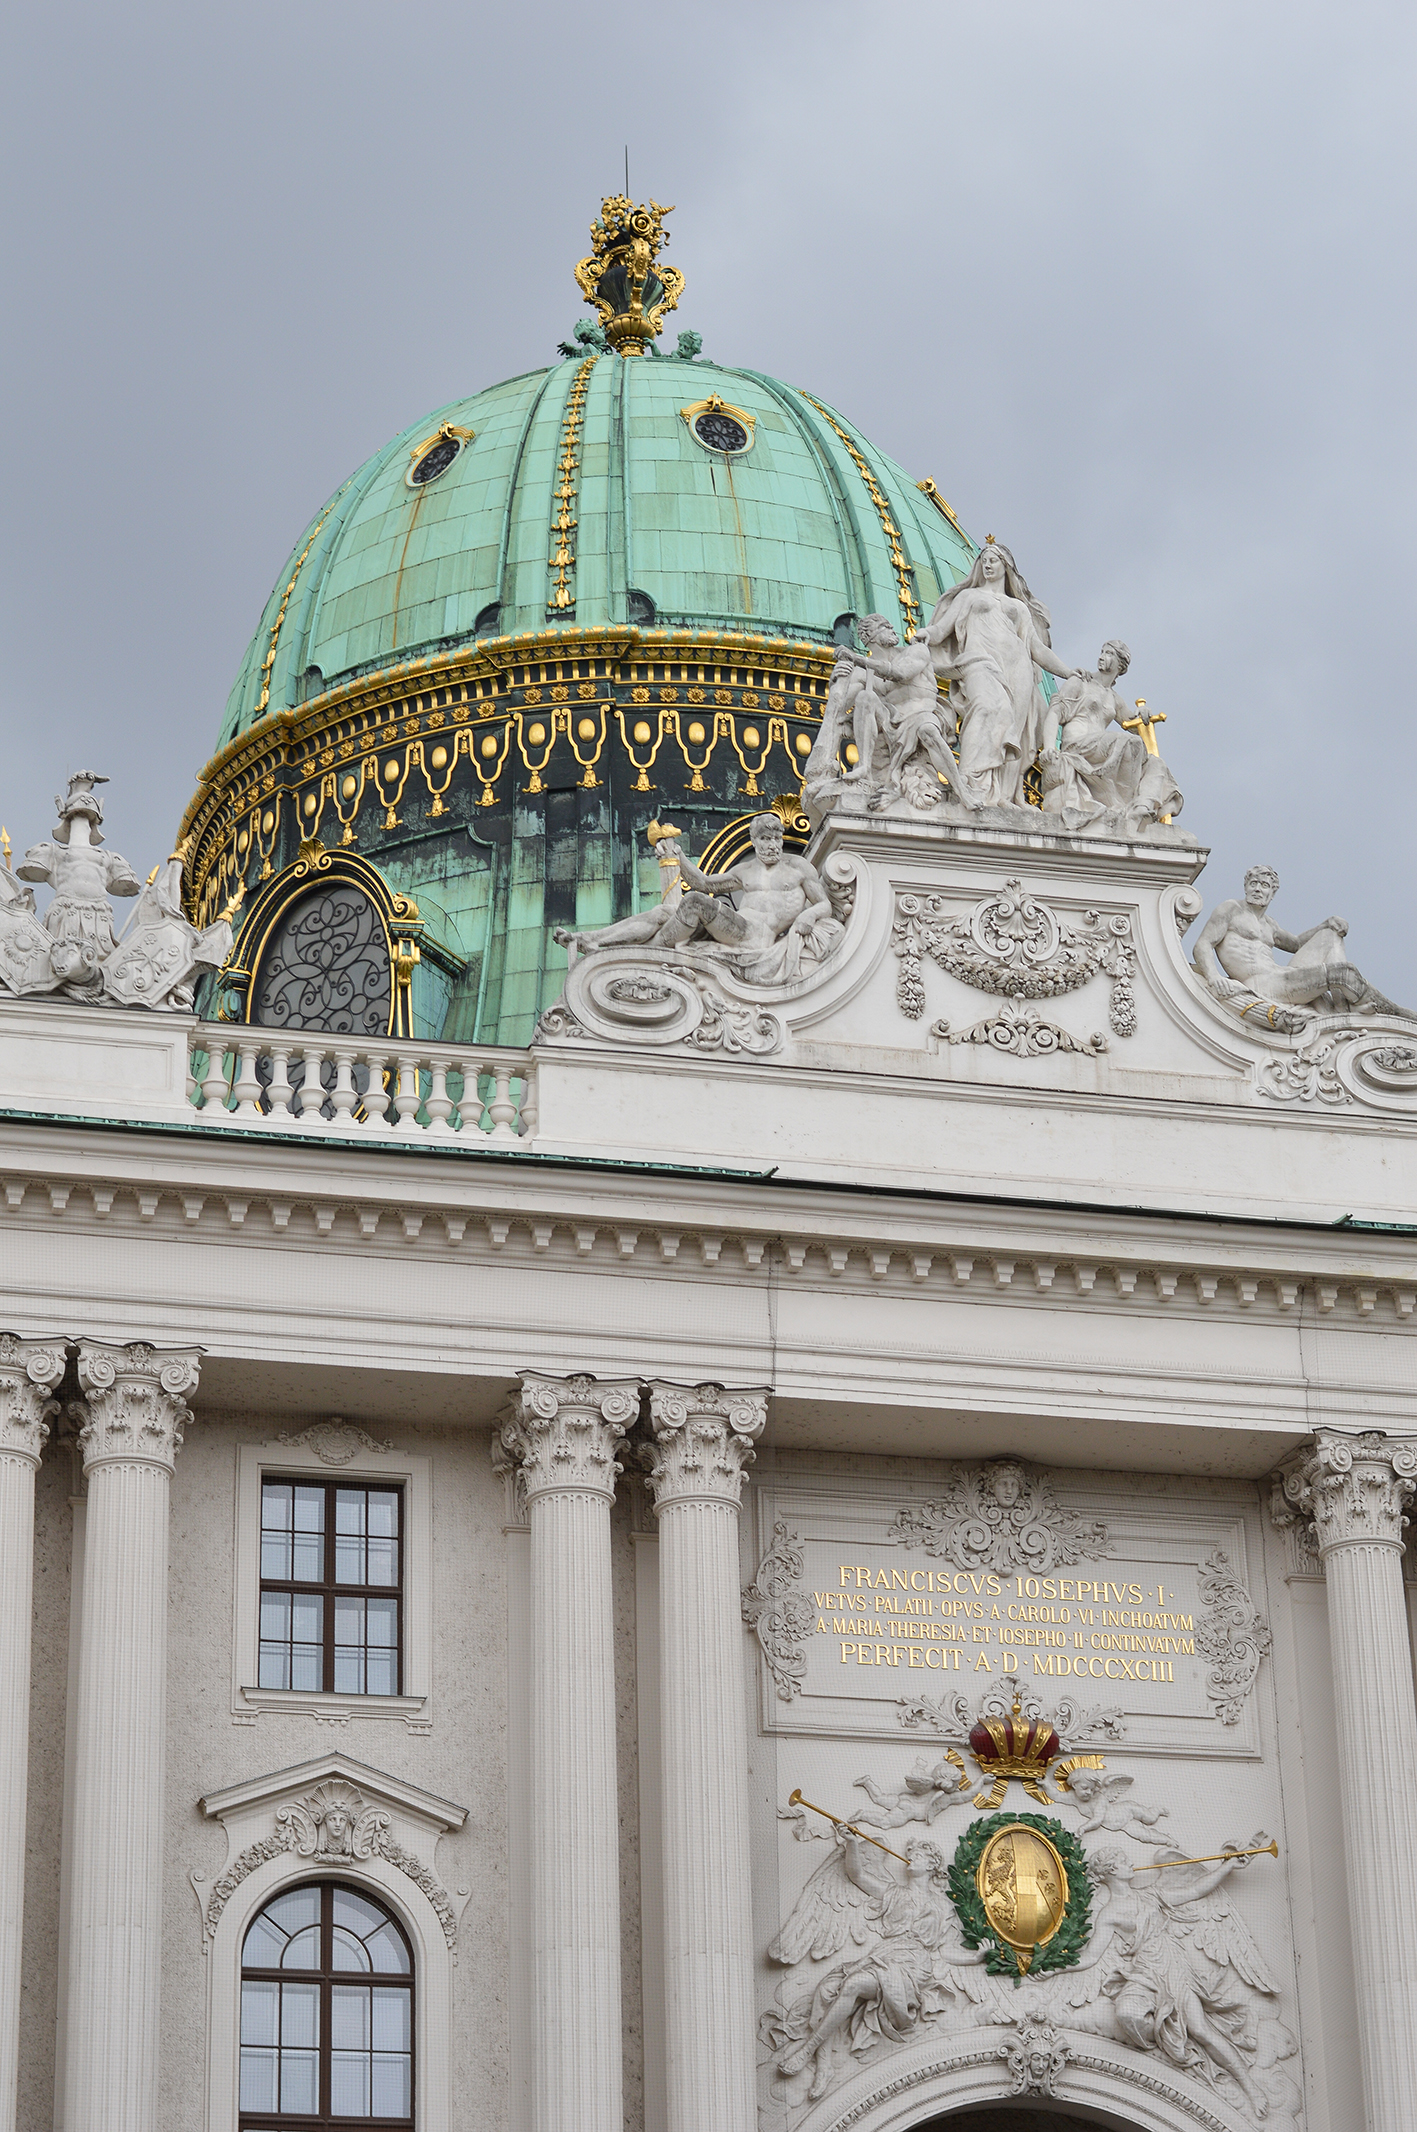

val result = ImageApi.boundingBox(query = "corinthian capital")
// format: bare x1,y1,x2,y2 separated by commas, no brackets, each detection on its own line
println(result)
75,1339,203,1474
0,1332,68,1464
501,1371,640,1504
1273,1429,1417,1555
643,1381,769,1510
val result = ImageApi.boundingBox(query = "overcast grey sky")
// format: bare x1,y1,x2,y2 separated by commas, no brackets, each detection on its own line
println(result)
4,1,1414,988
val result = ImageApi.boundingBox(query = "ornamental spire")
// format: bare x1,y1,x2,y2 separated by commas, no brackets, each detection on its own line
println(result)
574,195,685,357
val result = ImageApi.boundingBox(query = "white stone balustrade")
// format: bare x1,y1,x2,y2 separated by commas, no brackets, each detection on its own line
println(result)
186,1024,536,1142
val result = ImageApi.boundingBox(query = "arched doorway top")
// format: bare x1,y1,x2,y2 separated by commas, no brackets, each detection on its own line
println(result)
782,2027,1258,2132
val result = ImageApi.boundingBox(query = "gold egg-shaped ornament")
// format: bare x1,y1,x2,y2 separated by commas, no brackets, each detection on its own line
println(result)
975,1824,1068,1974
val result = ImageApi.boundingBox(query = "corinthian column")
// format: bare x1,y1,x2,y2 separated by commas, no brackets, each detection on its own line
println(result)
499,1372,638,2132
61,1339,201,2132
644,1382,768,2132
0,1334,67,2129
1275,1428,1417,2132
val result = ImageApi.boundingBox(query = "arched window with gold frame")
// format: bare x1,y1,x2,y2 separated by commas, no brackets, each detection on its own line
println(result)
228,848,426,1039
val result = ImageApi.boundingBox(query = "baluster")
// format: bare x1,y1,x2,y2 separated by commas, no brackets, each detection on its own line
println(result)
267,1047,294,1120
329,1049,357,1127
393,1054,422,1130
232,1042,264,1119
488,1059,519,1142
517,1060,537,1141
425,1058,453,1134
200,1041,230,1115
362,1052,394,1130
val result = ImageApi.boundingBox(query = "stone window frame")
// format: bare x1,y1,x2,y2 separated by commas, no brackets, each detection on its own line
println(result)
206,1851,452,2132
234,1440,433,1728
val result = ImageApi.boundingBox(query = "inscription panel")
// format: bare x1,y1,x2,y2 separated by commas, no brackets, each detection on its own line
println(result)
748,1463,1269,1759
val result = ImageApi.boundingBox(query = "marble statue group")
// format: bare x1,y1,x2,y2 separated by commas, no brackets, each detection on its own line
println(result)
0,772,232,1010
802,538,1184,834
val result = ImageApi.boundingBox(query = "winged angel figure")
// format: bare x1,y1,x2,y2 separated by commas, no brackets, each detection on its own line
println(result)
1062,1842,1293,2119
760,1828,993,2102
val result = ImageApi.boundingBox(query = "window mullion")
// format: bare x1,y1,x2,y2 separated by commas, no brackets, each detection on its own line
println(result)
323,1481,336,1695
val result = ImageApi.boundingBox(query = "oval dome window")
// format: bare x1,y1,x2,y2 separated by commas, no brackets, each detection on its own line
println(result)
408,434,463,486
693,408,750,454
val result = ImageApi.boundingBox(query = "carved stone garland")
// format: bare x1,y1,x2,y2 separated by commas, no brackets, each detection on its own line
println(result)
741,1520,815,1700
893,879,1137,1038
1195,1546,1272,1725
275,1418,393,1465
197,1777,458,1952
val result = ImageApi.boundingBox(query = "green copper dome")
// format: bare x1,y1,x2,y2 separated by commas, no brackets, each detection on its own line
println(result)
217,350,974,745
187,211,979,1049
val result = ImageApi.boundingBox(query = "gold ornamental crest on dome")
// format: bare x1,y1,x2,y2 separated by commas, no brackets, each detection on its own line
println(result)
975,1823,1068,1975
575,194,685,356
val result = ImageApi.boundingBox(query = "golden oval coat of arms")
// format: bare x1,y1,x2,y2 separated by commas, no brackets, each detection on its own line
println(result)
974,1822,1069,1974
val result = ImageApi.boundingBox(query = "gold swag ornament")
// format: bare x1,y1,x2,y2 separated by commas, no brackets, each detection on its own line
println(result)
575,195,685,356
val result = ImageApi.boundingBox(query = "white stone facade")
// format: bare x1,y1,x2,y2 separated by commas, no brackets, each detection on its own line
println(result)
3,813,1417,2132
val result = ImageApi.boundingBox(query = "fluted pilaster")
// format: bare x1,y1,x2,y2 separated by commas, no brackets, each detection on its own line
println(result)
1274,1429,1417,2132
0,1334,66,2130
61,1340,201,2132
644,1382,768,2132
500,1371,637,2132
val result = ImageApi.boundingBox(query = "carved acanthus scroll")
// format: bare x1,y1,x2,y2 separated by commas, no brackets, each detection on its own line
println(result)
886,1460,1111,1575
893,880,1137,1037
742,1520,815,1700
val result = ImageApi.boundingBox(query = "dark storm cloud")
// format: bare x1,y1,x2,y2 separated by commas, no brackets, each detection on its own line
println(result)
3,0,1413,989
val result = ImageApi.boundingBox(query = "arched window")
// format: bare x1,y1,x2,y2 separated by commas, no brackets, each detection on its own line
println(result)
240,1882,414,2127
251,884,392,1035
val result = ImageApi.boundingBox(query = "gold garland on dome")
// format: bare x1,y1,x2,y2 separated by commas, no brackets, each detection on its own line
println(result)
255,479,355,714
548,353,601,612
179,625,839,930
800,395,922,644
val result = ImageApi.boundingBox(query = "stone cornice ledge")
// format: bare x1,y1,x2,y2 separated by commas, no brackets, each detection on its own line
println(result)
3,1139,1415,1329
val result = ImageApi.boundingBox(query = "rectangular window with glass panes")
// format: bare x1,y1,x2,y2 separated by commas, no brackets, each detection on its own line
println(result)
258,1479,403,1696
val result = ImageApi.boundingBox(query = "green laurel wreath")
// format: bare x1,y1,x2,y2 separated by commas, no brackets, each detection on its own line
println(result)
947,1812,1093,1982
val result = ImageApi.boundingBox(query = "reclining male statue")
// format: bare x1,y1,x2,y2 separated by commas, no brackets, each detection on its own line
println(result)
1193,864,1413,1033
555,811,842,985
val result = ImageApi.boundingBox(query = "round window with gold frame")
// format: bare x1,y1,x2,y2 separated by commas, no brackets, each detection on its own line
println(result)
681,395,755,457
406,423,474,488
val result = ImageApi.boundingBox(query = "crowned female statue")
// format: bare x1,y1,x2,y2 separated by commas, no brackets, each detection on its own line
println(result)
922,540,1078,806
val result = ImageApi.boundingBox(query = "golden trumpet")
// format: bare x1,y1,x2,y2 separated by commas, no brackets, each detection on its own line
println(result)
787,1789,909,1864
1134,1839,1279,1873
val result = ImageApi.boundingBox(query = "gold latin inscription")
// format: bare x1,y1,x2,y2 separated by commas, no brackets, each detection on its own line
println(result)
816,1561,1193,1689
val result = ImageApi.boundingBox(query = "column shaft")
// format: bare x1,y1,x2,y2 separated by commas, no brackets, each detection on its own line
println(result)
646,1382,767,2132
60,1340,199,2132
0,1336,66,2132
1277,1429,1417,2132
529,1488,623,2130
1324,1539,1417,2129
503,1371,637,2132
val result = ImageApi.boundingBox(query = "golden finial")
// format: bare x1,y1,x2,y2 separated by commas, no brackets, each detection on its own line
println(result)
0,828,9,869
1122,698,1171,824
985,532,996,544
574,196,685,357
145,865,160,887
